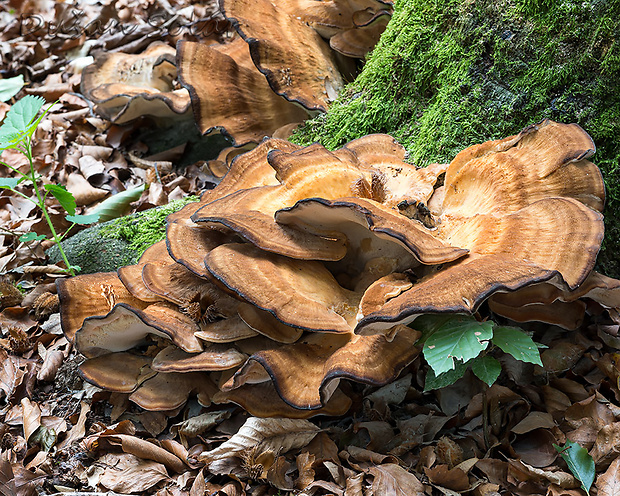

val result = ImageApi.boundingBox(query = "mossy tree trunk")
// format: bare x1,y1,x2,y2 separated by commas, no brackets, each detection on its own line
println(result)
292,0,620,277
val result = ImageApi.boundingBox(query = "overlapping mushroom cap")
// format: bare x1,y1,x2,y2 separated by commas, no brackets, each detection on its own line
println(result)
81,42,191,124
57,120,620,417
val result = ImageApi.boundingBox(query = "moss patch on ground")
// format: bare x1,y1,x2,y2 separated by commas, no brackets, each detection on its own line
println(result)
292,0,620,276
47,196,198,274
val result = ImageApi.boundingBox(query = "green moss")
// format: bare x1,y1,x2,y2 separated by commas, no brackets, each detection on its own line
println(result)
292,0,620,276
47,196,199,274
99,196,199,254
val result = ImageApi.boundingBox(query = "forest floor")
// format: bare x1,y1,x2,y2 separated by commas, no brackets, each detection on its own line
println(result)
2,1,620,495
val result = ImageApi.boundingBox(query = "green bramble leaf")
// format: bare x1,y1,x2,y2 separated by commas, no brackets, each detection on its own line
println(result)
19,232,46,242
44,184,76,215
492,326,543,366
65,213,100,225
417,314,493,376
0,75,25,102
0,95,47,148
424,359,470,391
471,355,502,386
553,440,595,492
0,177,20,189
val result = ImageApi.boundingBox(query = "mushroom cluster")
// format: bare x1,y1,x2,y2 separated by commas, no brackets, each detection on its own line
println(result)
57,120,620,417
177,0,393,144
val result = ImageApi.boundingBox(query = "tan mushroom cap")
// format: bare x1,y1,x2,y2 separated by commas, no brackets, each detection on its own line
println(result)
129,372,218,411
330,10,391,58
357,197,603,334
195,315,259,343
225,325,420,410
205,243,358,333
177,38,309,146
57,271,149,342
117,240,168,303
275,197,468,267
82,42,190,124
221,0,344,111
212,382,352,418
79,353,155,393
151,345,247,372
440,120,604,217
166,139,301,275
192,143,388,260
75,302,203,358
488,299,587,330
75,303,170,358
237,303,304,343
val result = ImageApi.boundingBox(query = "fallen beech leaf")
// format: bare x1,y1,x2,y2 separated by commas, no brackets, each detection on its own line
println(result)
0,349,17,401
519,460,580,489
511,411,556,434
424,464,470,491
305,432,340,465
345,473,364,496
367,464,425,495
512,428,558,467
295,451,315,490
589,422,620,467
97,452,168,493
36,349,64,382
21,398,41,442
58,401,90,448
199,417,320,464
97,434,187,473
596,456,620,495
365,373,412,406
300,480,344,495
172,410,231,437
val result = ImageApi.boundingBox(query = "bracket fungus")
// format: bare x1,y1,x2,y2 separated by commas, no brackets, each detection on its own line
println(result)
176,0,393,145
58,120,620,417
81,42,191,124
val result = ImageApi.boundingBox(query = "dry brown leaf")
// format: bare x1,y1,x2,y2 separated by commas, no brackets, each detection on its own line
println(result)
596,456,620,495
295,451,316,490
518,461,580,489
21,398,41,442
511,429,558,467
511,412,556,434
172,410,231,437
97,433,187,473
305,432,340,466
97,452,169,493
36,348,64,382
266,455,294,490
199,417,320,464
58,401,90,449
345,472,364,496
425,464,470,491
590,422,620,467
367,464,425,495
0,349,17,401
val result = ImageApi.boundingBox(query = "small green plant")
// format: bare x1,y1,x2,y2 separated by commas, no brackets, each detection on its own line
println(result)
554,440,595,493
416,314,543,390
0,96,98,275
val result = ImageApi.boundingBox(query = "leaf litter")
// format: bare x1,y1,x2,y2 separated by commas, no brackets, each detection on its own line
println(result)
1,0,620,494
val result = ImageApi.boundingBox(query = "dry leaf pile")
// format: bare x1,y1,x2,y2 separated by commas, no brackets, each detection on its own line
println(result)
3,1,620,495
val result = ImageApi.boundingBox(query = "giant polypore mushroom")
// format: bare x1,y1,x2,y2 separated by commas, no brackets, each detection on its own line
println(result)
57,120,620,417
81,42,191,124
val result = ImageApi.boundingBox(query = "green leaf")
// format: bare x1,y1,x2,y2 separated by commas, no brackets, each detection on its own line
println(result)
492,326,543,366
471,356,501,386
65,213,100,225
0,75,24,102
424,359,470,391
0,95,45,147
44,184,76,215
0,177,20,189
554,440,595,492
19,232,46,242
89,184,146,222
418,315,493,375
